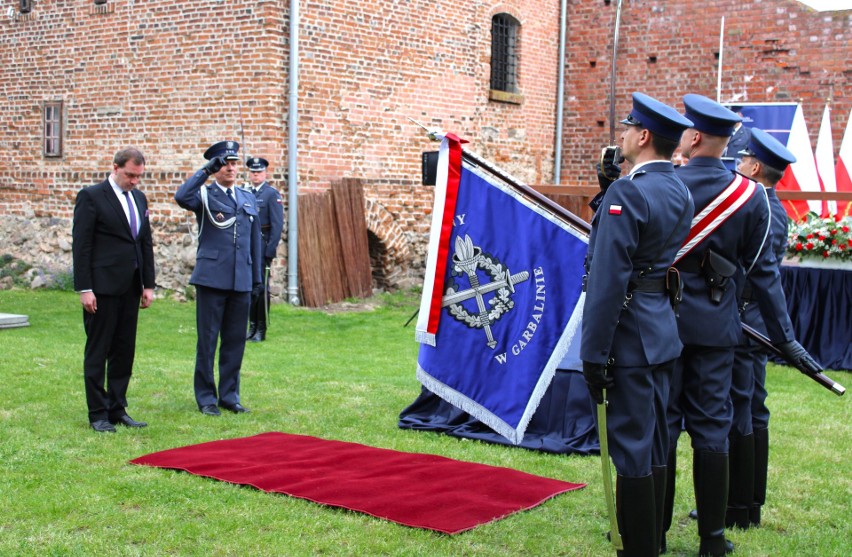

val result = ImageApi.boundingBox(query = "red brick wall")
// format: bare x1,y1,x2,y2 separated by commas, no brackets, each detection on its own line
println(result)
0,1,849,287
562,0,851,184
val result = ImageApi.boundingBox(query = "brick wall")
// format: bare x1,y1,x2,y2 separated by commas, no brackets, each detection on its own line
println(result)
0,0,849,292
562,0,851,183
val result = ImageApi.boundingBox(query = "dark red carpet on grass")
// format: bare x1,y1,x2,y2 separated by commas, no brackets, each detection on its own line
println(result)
130,432,584,534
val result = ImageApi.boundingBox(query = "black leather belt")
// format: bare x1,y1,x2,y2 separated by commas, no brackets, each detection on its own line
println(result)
675,255,702,274
628,277,666,293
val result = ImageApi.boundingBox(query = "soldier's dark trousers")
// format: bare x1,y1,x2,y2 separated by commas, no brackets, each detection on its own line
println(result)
194,286,250,408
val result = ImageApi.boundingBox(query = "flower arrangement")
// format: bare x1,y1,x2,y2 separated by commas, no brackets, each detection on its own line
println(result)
787,213,852,261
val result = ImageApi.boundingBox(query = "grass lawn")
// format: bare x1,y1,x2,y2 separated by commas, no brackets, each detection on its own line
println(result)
0,289,848,556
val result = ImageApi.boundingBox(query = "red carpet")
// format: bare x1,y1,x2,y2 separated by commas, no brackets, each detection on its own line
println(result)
130,432,584,534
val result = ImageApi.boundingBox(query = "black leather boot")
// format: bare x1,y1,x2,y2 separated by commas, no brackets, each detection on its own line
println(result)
249,304,267,342
695,450,734,556
660,449,676,554
246,321,257,340
750,427,769,527
726,433,754,529
616,474,658,557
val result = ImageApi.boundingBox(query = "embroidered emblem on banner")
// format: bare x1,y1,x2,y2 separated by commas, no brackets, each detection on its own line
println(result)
215,212,225,222
442,234,530,349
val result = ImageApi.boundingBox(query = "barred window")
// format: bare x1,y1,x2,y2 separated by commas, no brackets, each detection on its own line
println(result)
43,101,64,158
490,14,519,93
20,0,33,14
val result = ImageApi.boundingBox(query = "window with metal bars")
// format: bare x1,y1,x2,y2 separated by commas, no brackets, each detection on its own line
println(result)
43,101,64,158
490,13,519,93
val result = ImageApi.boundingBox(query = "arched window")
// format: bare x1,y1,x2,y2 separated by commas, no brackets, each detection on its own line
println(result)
490,14,519,94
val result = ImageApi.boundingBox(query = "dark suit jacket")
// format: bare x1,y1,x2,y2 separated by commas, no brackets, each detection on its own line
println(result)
72,179,155,296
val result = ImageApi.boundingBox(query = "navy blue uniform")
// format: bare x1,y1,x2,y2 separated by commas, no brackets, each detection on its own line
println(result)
724,125,752,159
246,180,284,339
668,158,793,454
731,186,788,436
581,161,693,477
250,182,284,262
175,170,262,409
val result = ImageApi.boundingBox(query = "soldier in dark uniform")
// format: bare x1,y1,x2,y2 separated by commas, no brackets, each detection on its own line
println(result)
175,141,262,416
663,95,819,557
243,157,284,342
582,92,694,557
722,107,752,165
728,128,796,529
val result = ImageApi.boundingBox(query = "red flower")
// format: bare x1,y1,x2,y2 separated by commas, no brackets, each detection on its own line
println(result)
823,251,830,258
831,229,839,235
806,234,814,239
795,242,803,251
806,242,814,250
843,226,850,233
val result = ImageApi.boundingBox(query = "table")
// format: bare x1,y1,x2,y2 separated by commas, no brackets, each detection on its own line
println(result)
779,265,852,371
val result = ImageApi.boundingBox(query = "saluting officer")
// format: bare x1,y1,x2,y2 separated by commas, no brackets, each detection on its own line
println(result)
582,92,694,557
243,157,284,343
663,95,819,557
729,128,796,529
175,141,262,416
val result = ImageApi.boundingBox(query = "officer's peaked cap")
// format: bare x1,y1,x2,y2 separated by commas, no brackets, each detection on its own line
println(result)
621,92,693,142
246,157,269,171
203,141,241,161
682,94,741,137
740,128,796,171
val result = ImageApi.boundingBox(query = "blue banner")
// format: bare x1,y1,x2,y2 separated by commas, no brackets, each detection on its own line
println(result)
416,162,588,444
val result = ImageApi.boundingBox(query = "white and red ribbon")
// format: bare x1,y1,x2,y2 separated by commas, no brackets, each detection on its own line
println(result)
674,175,757,263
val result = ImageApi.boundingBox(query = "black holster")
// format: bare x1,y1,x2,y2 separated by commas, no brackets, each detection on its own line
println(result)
701,250,737,304
666,266,683,310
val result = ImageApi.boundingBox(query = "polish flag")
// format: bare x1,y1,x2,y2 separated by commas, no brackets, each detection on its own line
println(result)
776,104,821,220
815,103,837,216
836,108,852,218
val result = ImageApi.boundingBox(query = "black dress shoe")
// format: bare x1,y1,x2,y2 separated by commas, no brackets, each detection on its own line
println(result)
219,402,250,413
200,405,221,416
91,420,116,433
112,415,148,428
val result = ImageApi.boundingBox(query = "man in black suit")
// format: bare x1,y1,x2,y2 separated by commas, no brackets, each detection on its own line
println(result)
73,147,156,432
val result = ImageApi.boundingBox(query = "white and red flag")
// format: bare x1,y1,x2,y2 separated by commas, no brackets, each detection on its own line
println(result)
836,108,852,218
776,104,822,219
815,103,837,216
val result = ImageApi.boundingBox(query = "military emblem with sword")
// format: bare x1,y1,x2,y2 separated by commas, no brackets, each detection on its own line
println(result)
442,234,529,349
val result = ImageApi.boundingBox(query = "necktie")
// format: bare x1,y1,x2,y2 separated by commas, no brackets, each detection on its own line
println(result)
123,191,137,239
226,188,236,207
